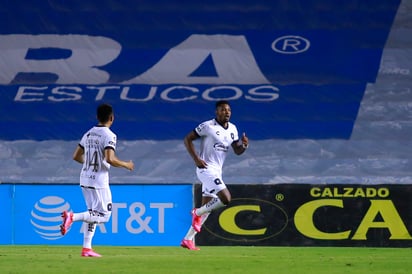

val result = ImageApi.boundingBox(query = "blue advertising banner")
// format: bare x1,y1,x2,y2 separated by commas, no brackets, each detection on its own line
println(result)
4,183,412,247
0,184,192,245
0,0,401,140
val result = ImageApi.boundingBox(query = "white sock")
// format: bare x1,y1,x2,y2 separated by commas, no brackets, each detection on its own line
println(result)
201,212,210,225
184,213,210,240
73,211,110,224
184,226,197,240
196,198,224,215
83,223,96,249
73,212,90,222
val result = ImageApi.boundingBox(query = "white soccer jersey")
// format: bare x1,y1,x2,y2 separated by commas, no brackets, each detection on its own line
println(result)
195,118,239,171
78,125,117,188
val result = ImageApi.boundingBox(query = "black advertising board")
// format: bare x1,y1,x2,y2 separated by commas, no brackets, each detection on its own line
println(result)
195,184,412,247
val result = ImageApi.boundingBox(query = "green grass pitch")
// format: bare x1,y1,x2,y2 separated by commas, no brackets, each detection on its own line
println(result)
1,245,411,273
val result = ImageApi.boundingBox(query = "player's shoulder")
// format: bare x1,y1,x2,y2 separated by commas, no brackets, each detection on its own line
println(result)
197,118,215,128
195,118,214,134
92,126,116,139
81,126,96,139
103,127,116,138
228,121,238,130
202,118,215,124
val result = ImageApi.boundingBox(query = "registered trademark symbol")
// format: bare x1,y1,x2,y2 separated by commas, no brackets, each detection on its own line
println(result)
275,193,284,201
271,35,310,54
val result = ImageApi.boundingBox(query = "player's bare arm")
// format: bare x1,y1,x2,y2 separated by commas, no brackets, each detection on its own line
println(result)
104,148,134,171
232,132,249,155
72,145,84,164
184,130,207,168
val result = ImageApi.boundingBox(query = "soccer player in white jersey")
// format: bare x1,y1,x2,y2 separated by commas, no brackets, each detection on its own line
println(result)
180,100,249,250
60,103,134,257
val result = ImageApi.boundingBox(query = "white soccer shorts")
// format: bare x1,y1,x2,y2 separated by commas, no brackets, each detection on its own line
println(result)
196,167,227,198
81,186,112,216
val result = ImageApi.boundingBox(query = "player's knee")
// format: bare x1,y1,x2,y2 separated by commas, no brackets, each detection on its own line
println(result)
101,212,111,223
91,210,111,223
221,194,231,205
217,188,231,205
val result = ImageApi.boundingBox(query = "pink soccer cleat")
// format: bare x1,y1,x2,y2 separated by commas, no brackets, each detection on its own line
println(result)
81,248,102,257
191,208,202,233
60,210,73,235
180,239,200,251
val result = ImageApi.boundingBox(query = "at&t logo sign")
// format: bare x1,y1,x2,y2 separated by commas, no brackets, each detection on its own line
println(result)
30,196,71,240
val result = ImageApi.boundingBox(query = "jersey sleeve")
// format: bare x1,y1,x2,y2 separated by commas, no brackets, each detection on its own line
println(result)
79,131,88,148
105,131,117,151
232,124,240,143
195,121,208,137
